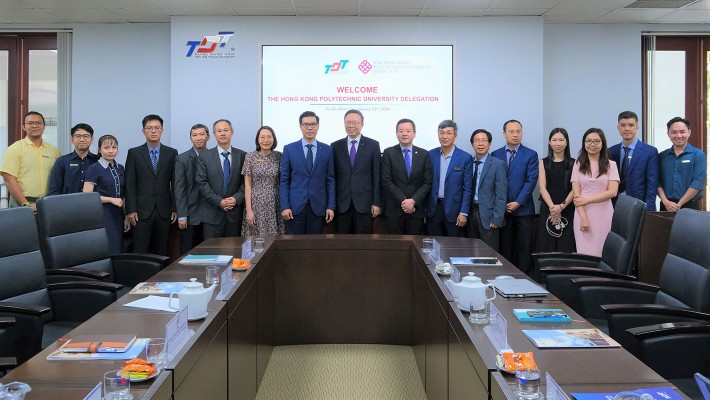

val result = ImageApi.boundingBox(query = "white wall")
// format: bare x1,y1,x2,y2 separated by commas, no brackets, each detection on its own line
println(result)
72,23,171,163
170,17,544,156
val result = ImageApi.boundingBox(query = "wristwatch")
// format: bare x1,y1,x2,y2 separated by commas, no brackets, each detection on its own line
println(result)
21,201,31,207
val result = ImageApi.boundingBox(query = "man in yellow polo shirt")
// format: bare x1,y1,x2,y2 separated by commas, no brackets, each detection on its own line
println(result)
1,111,60,210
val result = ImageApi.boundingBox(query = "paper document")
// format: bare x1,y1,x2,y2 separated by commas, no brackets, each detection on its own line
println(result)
124,295,177,312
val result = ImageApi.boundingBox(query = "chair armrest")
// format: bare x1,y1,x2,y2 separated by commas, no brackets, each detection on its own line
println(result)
625,322,710,380
572,278,660,321
111,253,169,287
46,268,110,281
533,252,602,267
0,317,15,327
0,357,17,369
0,302,51,316
47,281,123,292
603,304,710,320
541,266,635,280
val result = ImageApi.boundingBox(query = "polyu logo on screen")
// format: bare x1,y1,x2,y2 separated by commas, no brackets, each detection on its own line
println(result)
324,60,349,74
185,31,235,57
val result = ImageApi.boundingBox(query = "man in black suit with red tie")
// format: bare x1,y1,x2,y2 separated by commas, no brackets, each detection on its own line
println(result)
331,109,382,234
381,118,433,235
125,114,178,256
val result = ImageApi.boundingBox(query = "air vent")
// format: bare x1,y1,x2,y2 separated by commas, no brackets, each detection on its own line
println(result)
624,0,700,8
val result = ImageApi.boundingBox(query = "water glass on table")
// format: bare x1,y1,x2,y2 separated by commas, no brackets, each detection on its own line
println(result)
469,300,491,324
205,265,220,285
515,368,542,399
145,338,166,368
103,370,132,400
254,237,265,252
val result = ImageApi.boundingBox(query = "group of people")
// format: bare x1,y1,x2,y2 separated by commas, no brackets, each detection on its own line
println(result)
0,109,705,276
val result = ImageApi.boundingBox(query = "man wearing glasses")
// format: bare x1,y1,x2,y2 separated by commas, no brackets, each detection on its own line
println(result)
125,114,178,256
48,123,100,195
1,111,60,209
331,109,382,234
279,111,335,234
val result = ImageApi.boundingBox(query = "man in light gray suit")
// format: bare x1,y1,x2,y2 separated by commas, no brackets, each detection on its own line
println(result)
175,123,210,255
196,119,246,238
467,129,507,252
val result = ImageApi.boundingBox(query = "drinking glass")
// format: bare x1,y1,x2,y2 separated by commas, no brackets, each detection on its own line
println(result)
103,370,132,400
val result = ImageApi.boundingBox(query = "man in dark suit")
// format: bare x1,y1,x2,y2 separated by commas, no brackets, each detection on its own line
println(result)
426,119,472,237
491,120,538,275
279,111,336,235
467,129,507,251
195,119,246,239
125,114,178,256
331,109,382,234
608,111,658,211
174,123,210,255
381,118,433,235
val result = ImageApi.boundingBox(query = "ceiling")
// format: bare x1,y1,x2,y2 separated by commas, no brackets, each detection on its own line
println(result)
1,0,710,24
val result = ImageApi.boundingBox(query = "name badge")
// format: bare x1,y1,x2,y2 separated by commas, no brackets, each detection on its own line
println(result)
682,160,690,163
453,167,462,171
70,163,79,167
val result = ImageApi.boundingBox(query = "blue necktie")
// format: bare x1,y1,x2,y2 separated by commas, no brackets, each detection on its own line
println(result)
349,140,357,167
306,144,314,174
222,151,230,197
150,149,158,173
403,149,411,176
619,146,630,193
507,149,516,166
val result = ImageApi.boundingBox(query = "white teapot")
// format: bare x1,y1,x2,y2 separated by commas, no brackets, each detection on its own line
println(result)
445,272,496,311
169,278,216,320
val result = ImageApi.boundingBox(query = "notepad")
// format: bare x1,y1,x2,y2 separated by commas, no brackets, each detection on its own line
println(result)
63,335,137,353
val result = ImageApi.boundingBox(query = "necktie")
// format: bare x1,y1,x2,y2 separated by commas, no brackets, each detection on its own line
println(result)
222,151,231,197
306,144,314,174
150,149,158,173
507,149,516,166
349,140,357,167
403,149,411,176
472,160,481,200
619,146,630,193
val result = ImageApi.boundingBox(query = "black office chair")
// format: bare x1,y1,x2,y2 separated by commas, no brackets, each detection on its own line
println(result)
0,317,17,376
36,192,169,291
532,195,647,314
573,208,710,350
0,206,122,364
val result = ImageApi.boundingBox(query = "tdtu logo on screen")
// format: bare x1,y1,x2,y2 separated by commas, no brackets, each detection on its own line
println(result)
324,60,349,74
186,31,235,57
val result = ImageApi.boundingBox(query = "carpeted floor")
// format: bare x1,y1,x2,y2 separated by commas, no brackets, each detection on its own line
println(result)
255,344,427,400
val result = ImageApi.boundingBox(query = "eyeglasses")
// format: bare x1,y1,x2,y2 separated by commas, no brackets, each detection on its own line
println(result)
25,121,44,127
344,122,361,127
301,123,318,128
472,139,489,144
584,139,602,145
73,134,92,140
144,126,163,132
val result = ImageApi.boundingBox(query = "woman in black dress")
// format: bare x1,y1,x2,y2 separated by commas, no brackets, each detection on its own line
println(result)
83,135,127,255
536,128,576,253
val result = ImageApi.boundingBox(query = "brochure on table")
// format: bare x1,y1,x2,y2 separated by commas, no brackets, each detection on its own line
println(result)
513,308,572,323
47,338,149,361
571,386,684,400
523,329,620,348
179,254,233,266
128,281,190,295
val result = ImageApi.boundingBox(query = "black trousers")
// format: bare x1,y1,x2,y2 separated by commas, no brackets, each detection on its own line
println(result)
427,201,461,237
286,203,325,235
466,206,500,252
132,207,171,257
386,214,425,235
203,217,241,239
499,214,534,275
335,202,373,234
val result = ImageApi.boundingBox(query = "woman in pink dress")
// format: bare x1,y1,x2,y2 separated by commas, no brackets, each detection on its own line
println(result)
571,128,619,256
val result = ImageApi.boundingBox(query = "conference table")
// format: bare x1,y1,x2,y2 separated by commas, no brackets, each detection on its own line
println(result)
1,235,686,399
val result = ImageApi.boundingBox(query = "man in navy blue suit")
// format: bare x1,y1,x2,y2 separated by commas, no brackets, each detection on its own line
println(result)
491,120,538,275
426,120,472,237
608,111,658,211
280,111,336,235
331,109,382,234
467,129,507,251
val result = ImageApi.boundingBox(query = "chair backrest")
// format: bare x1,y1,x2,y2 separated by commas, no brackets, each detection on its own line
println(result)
0,207,53,317
598,195,647,275
36,192,114,279
656,209,710,312
696,373,710,400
